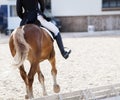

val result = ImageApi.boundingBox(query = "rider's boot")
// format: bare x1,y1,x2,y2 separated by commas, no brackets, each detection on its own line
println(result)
55,33,71,59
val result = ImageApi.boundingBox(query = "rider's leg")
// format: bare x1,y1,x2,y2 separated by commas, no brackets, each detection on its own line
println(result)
38,15,59,35
55,33,71,59
38,15,71,59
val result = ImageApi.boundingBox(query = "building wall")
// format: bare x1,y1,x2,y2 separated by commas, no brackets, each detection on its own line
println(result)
0,0,120,32
0,0,15,5
58,16,87,32
52,0,120,32
51,0,120,16
58,15,120,32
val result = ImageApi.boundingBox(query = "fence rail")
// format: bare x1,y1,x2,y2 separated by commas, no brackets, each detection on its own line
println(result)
34,83,120,100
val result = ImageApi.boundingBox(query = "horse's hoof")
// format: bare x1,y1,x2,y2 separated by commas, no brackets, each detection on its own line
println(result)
43,92,47,96
25,94,34,99
25,95,29,99
53,84,60,93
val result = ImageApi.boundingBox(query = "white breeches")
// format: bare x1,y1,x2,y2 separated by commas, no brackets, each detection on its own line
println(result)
38,15,59,36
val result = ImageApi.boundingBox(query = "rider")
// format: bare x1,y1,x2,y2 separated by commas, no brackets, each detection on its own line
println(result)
16,0,71,59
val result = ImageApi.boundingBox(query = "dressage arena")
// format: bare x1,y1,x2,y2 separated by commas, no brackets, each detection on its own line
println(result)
1,31,120,99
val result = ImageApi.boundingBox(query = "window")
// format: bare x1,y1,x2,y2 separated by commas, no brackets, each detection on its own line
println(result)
10,5,17,17
102,0,120,11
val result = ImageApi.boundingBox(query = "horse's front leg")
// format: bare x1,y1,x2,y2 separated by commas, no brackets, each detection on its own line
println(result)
37,65,47,96
48,54,60,93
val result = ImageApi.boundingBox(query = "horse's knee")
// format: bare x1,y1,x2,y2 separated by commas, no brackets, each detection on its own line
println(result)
28,63,38,84
28,75,34,86
20,69,27,81
19,66,28,85
51,69,57,76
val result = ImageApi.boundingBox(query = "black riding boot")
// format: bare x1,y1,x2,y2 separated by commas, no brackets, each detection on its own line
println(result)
55,33,71,59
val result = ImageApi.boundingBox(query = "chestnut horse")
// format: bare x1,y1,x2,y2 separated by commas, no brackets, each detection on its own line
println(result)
9,24,60,99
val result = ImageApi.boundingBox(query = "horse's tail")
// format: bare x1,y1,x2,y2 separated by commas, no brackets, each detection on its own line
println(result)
12,27,30,68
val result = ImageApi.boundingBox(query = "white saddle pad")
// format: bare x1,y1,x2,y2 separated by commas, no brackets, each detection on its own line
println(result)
40,27,54,40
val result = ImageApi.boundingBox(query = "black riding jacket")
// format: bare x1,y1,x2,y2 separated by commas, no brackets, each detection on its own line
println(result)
16,0,45,26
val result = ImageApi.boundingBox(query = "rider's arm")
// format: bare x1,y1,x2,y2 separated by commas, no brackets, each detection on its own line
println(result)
38,0,45,13
16,0,23,19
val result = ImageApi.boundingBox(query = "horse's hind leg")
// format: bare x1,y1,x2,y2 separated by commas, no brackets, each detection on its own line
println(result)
26,62,38,99
19,65,30,99
48,51,60,93
20,62,38,99
37,65,47,96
